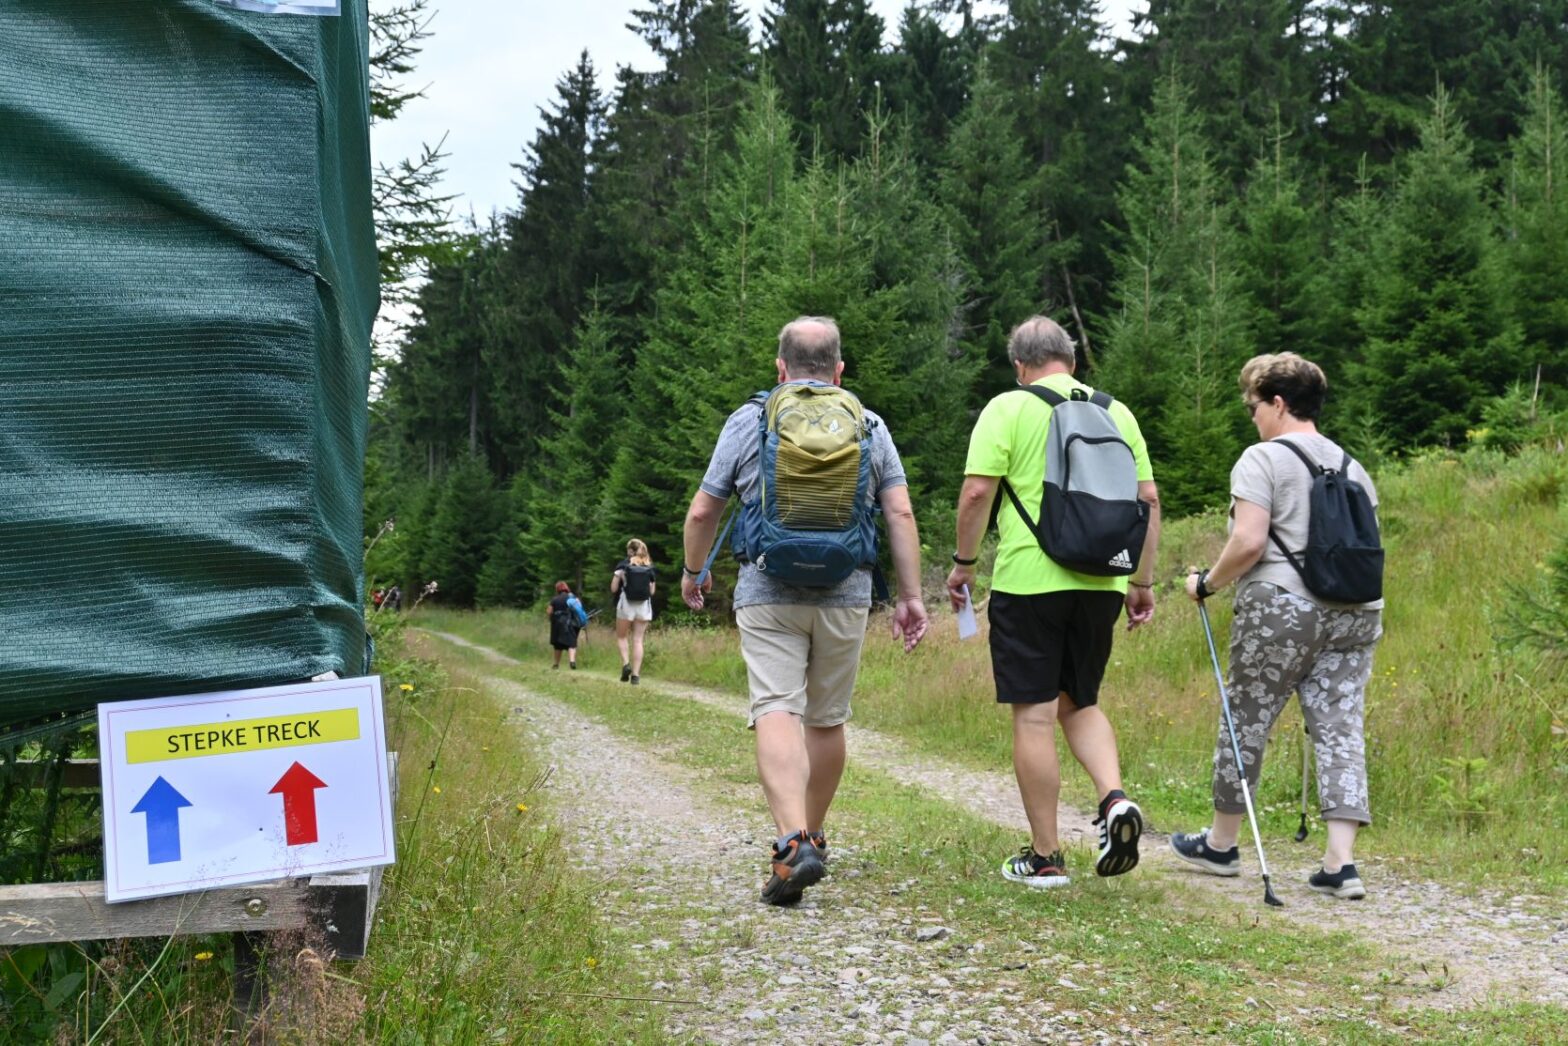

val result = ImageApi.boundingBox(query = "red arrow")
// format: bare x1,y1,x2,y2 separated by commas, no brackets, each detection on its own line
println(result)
269,762,327,846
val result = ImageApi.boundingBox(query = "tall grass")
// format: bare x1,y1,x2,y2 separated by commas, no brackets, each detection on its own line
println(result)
427,446,1568,889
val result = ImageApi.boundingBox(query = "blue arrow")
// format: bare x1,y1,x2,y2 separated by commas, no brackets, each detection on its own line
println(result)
130,776,193,865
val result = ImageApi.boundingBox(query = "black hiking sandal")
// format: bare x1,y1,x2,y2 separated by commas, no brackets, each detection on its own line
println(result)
809,830,828,861
760,831,826,906
1308,864,1366,900
1094,792,1143,877
569,661,577,670
1169,828,1241,877
630,674,640,685
1000,846,1070,889
621,663,632,682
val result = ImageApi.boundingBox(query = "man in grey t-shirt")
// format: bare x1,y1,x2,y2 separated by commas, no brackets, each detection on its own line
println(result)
680,316,928,907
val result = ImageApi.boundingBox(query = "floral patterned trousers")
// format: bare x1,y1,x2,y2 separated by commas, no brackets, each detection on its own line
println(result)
1214,581,1383,825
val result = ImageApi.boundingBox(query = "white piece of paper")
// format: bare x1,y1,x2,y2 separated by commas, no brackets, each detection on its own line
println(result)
957,584,979,640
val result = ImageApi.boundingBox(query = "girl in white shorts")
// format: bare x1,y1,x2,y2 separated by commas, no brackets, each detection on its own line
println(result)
611,538,656,684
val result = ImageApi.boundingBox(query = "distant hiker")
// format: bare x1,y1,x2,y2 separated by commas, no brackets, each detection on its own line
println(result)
547,581,587,670
1175,353,1383,900
946,315,1160,889
680,315,929,907
611,539,656,684
384,584,401,612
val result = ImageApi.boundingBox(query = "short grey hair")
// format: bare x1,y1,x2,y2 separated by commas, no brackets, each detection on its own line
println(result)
1007,315,1077,369
778,316,841,379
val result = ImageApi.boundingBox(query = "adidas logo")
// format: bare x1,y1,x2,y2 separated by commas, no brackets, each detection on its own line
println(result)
1108,549,1132,570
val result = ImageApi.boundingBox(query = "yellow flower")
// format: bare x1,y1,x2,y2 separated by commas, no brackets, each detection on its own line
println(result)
195,952,214,961
399,683,414,692
515,803,528,813
432,786,442,794
482,746,491,752
584,957,598,969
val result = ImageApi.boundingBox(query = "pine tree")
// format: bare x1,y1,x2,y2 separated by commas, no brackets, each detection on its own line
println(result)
419,452,502,607
476,474,534,608
1502,65,1568,386
1356,85,1522,448
491,52,606,471
1097,73,1252,514
883,6,973,170
938,62,1043,400
523,305,626,591
761,0,890,159
1235,125,1330,367
990,0,1128,342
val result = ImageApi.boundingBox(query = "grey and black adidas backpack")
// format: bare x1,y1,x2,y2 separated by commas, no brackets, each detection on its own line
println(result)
998,385,1150,577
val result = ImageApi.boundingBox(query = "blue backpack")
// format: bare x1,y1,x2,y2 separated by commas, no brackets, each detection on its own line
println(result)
730,382,879,588
565,594,588,627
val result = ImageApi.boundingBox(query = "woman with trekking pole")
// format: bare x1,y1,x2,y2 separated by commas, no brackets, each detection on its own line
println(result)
1173,353,1384,903
611,538,656,685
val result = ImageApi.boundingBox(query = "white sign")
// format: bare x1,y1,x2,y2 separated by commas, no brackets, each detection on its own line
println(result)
215,0,341,14
98,677,394,903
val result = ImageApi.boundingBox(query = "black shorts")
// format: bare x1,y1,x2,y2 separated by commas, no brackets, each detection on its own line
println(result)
987,590,1124,706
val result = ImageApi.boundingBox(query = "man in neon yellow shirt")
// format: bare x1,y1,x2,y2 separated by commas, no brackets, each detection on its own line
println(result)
946,316,1162,889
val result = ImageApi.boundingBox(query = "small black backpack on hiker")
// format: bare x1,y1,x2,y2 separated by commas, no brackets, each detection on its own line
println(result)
999,385,1150,577
621,564,655,601
1268,439,1383,603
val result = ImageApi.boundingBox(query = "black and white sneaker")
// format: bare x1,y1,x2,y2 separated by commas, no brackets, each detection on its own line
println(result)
1094,794,1143,877
1169,829,1241,876
1001,846,1070,889
620,663,632,682
1308,864,1366,900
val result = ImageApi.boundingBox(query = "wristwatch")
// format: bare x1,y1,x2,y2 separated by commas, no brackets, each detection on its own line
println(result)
1195,569,1214,600
682,564,703,577
952,552,978,566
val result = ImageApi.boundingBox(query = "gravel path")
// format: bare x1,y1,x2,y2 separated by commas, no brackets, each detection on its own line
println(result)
423,630,1568,1019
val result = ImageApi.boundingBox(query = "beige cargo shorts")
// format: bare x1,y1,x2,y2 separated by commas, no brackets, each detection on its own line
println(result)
735,604,870,728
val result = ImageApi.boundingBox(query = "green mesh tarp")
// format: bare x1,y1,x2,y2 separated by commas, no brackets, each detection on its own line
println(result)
0,1,378,728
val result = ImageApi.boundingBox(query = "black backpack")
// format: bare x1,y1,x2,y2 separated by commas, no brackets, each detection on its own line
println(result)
1269,439,1383,604
622,564,655,601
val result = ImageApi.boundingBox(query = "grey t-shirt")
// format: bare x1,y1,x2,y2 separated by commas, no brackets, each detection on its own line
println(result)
699,387,907,609
1230,434,1383,610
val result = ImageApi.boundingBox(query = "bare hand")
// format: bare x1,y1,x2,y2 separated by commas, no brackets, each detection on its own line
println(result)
1125,584,1155,630
1183,571,1203,603
681,572,712,611
944,565,975,612
891,598,929,652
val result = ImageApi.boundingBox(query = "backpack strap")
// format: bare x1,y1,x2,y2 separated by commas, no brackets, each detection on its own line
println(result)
1010,384,1067,408
1266,438,1322,574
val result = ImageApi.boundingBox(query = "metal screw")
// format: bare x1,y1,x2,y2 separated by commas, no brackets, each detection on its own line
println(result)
244,897,267,917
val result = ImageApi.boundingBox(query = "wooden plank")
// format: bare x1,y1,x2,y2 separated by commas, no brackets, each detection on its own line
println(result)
0,880,311,946
7,758,102,790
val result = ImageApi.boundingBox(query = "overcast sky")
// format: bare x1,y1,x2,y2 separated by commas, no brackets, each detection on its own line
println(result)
370,2,1144,223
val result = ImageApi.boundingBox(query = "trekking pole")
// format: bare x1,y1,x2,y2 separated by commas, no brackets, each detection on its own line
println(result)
1295,725,1311,843
1197,600,1284,908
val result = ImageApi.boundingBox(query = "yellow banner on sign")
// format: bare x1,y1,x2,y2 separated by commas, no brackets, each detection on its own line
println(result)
125,708,360,764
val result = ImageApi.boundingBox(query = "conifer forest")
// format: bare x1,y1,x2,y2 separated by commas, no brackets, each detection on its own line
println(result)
369,1,1568,608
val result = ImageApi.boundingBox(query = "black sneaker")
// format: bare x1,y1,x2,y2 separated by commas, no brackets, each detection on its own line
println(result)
760,832,825,906
1000,846,1070,889
1169,829,1241,876
552,663,560,670
1094,794,1142,877
1308,864,1366,900
621,663,632,682
630,674,640,685
569,662,577,670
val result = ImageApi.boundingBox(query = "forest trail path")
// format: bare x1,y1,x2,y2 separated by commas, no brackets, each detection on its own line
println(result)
422,629,1568,1023
423,633,1153,1043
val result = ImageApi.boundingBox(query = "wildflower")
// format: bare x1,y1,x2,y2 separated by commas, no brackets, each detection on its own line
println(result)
432,786,442,794
584,957,598,969
399,683,414,692
515,803,528,813
195,952,214,961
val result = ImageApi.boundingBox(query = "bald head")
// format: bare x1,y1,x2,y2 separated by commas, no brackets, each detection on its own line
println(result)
1007,315,1077,370
778,316,842,381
